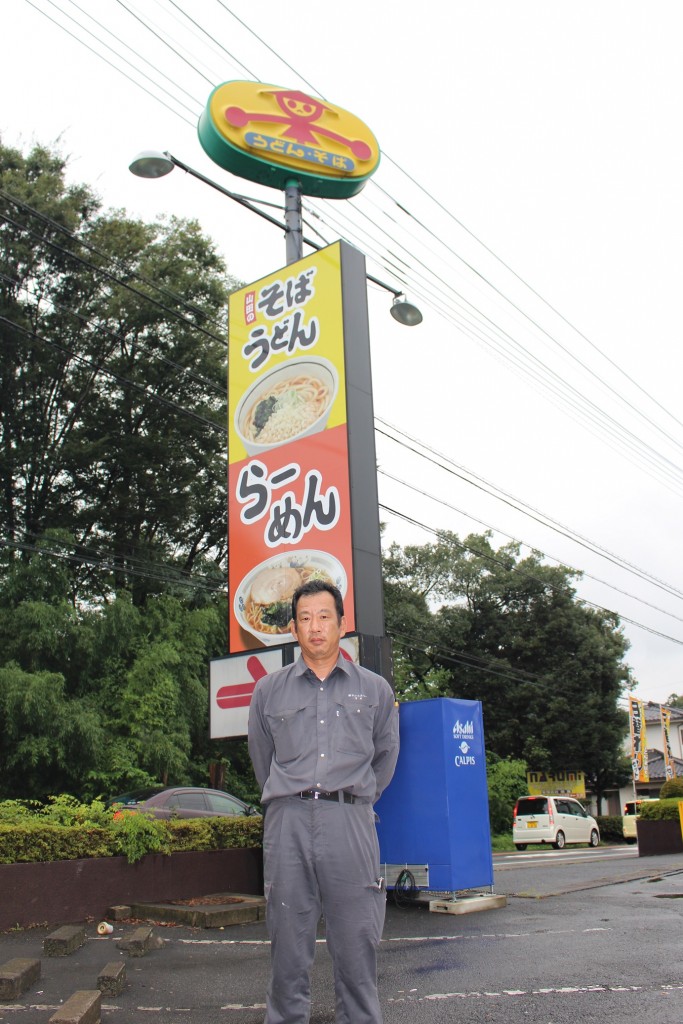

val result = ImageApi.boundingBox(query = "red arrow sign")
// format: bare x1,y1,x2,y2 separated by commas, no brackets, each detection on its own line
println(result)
215,655,268,709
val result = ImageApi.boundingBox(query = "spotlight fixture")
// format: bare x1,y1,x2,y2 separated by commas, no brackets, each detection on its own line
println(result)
129,150,175,178
390,295,423,326
129,150,424,325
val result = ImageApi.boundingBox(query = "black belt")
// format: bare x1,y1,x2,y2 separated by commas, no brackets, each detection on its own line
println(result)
299,789,356,804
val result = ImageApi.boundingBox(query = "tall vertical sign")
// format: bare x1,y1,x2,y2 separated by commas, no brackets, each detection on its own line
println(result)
661,705,675,781
227,240,384,656
628,695,649,783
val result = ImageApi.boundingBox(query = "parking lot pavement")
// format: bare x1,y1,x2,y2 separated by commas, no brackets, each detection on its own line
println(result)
492,846,683,897
2,850,682,1024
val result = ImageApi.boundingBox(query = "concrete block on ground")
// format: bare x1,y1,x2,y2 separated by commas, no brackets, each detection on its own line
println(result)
128,893,266,928
43,926,86,957
429,893,508,915
116,926,156,957
97,960,126,997
105,905,131,921
48,989,101,1024
0,958,41,1001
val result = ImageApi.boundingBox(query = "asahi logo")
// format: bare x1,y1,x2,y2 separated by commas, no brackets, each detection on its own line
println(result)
453,719,476,766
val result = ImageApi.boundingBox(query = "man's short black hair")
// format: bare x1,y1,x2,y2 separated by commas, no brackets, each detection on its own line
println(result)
292,579,345,623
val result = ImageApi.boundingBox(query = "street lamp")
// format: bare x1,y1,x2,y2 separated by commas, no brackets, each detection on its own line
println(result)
129,150,423,325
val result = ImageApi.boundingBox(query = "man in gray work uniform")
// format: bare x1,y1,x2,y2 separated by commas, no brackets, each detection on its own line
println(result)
248,579,399,1024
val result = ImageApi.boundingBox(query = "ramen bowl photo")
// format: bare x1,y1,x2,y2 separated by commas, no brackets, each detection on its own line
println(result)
234,550,348,646
235,356,339,456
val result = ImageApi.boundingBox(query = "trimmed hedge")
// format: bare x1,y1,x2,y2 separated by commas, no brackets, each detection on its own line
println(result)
0,815,263,865
639,798,683,822
0,823,115,863
595,815,625,843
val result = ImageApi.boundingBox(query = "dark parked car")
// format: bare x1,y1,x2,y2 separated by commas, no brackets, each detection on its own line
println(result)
110,786,260,819
105,786,166,808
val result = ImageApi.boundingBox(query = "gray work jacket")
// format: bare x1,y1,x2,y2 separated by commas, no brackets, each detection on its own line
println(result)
247,653,399,805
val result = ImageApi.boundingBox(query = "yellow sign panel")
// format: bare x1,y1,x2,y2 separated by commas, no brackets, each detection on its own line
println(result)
198,81,380,198
527,770,586,798
628,695,649,782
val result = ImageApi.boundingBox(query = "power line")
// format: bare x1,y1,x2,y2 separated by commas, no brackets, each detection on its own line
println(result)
23,0,683,485
0,188,232,344
1,314,227,433
22,0,197,127
376,419,683,602
11,0,683,664
378,466,683,627
0,536,227,594
379,503,683,647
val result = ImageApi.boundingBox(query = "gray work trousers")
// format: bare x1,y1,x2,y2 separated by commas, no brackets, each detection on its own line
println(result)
262,795,386,1024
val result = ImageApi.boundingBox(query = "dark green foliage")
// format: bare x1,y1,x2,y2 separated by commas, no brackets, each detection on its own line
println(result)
0,139,245,801
595,815,626,842
486,755,528,835
0,141,236,606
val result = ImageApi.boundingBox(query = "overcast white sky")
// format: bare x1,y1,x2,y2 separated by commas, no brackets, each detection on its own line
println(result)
4,0,683,706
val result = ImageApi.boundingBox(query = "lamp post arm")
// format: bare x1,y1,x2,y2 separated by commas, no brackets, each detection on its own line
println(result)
156,153,409,302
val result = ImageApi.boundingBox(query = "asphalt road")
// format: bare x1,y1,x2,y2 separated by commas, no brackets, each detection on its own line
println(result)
2,847,683,1024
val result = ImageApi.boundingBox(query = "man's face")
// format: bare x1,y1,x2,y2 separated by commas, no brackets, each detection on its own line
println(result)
291,591,346,664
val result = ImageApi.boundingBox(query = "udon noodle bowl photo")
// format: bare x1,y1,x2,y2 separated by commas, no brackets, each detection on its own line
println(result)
235,357,339,455
235,551,347,644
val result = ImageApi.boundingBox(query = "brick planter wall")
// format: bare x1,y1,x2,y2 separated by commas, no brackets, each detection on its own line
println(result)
0,848,263,932
636,819,683,857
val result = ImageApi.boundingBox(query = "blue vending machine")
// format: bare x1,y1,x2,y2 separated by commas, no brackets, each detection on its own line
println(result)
375,697,493,893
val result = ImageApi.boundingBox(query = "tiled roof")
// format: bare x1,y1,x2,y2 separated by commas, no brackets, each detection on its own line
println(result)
641,747,683,780
643,702,683,724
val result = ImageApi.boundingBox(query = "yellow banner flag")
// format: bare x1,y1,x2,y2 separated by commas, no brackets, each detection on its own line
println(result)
661,706,675,781
629,696,649,782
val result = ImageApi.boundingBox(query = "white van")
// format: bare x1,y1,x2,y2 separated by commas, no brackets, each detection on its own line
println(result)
513,795,600,850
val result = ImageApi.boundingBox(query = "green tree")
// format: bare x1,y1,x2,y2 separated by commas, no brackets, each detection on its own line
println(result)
0,138,247,800
0,548,233,800
0,139,237,604
486,755,528,836
383,531,631,811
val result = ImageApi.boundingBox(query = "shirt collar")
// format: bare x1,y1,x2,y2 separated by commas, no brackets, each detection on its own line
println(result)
293,651,351,682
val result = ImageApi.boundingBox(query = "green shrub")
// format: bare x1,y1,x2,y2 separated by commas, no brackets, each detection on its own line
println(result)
166,818,214,852
0,799,42,823
208,815,263,849
0,796,263,865
639,798,683,821
659,778,683,799
486,756,528,835
36,794,113,828
110,812,171,863
595,815,625,842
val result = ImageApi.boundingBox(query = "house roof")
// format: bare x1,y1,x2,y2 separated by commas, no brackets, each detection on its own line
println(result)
641,747,683,781
643,701,683,724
